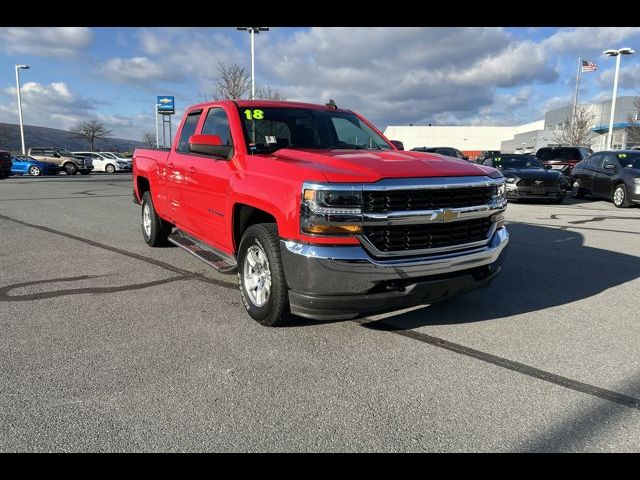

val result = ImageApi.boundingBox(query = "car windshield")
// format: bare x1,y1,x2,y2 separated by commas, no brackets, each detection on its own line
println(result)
493,156,544,169
237,106,393,154
617,152,640,169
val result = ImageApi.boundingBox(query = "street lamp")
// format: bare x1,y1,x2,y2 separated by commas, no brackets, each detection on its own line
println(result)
15,64,30,155
603,47,635,150
236,27,269,100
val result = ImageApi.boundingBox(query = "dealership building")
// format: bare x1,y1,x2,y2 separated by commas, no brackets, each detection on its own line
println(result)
384,95,639,158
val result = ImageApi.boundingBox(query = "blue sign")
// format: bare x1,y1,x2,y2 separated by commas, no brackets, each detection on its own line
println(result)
157,96,175,115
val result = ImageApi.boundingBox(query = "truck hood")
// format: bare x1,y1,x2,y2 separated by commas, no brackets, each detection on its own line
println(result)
272,148,499,183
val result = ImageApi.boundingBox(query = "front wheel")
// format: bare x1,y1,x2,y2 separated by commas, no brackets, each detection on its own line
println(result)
612,184,631,208
64,163,78,175
237,223,291,327
571,179,585,199
28,165,41,176
141,191,172,246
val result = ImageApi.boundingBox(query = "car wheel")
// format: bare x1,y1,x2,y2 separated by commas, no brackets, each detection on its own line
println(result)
28,165,41,176
612,183,631,208
571,179,585,199
141,191,172,246
105,164,116,174
64,163,78,175
237,223,291,327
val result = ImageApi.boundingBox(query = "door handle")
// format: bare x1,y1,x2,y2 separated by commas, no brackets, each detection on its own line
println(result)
167,162,175,169
188,166,196,174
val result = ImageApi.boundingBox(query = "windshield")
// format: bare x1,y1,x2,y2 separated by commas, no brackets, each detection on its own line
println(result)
492,156,544,170
236,106,393,154
617,152,640,169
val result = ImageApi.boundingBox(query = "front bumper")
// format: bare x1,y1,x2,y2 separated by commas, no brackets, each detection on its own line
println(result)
506,185,565,200
280,226,509,320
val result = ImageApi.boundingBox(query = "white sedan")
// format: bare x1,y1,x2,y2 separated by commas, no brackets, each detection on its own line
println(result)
73,152,131,173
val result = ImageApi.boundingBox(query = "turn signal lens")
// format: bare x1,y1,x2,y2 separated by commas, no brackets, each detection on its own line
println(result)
303,224,363,235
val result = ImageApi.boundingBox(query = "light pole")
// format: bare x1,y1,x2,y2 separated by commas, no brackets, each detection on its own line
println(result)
15,64,30,155
236,27,269,99
603,48,634,150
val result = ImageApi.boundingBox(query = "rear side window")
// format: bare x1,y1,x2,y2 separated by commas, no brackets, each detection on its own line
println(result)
177,111,202,153
30,148,43,155
202,108,234,146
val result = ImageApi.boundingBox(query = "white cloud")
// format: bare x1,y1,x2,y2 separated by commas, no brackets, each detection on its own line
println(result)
0,27,93,58
101,56,184,86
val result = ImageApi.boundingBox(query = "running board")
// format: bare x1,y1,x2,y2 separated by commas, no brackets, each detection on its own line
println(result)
168,230,237,273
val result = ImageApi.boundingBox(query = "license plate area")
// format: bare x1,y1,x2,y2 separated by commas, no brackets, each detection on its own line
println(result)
531,187,546,194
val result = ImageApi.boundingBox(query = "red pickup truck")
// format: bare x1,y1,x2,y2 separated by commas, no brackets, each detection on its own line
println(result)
133,100,509,326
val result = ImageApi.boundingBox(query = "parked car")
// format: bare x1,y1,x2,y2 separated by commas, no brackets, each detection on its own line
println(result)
99,152,133,170
535,146,593,179
411,146,469,160
482,154,567,203
476,150,501,164
28,147,93,175
0,150,11,178
10,155,59,176
133,100,508,326
73,151,130,173
570,150,640,208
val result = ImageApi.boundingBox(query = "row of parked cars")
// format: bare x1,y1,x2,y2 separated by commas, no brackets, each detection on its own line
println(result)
410,145,640,208
0,147,132,178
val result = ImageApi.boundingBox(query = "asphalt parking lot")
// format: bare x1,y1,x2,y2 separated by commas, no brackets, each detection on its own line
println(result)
1,173,639,452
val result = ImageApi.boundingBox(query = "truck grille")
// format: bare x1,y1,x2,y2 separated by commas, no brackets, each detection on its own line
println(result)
363,217,493,253
364,187,493,212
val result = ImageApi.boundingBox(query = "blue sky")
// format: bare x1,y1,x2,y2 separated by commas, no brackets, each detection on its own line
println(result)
1,27,640,141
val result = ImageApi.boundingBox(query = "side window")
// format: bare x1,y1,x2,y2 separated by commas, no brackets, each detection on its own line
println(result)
602,154,617,169
31,148,42,156
201,108,233,146
585,154,600,167
177,111,202,153
43,149,55,157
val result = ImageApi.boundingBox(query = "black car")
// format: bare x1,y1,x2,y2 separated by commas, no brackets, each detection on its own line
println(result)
0,150,12,178
411,146,469,160
475,150,501,164
535,146,593,179
482,154,567,203
570,150,640,208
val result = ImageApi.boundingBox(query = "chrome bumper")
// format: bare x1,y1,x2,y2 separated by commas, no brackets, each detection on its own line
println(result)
280,227,509,319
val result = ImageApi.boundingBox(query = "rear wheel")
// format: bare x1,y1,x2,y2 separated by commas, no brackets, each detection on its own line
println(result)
237,223,291,327
105,164,116,174
64,162,78,175
612,183,631,208
141,191,172,246
28,165,41,176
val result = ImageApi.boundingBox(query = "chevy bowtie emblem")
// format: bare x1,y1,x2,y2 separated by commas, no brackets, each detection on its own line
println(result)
159,98,171,104
431,208,460,223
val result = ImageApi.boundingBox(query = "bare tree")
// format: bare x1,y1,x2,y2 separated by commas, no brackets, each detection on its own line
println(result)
255,85,286,101
625,93,640,146
553,104,596,146
202,62,251,100
142,131,156,147
70,120,113,151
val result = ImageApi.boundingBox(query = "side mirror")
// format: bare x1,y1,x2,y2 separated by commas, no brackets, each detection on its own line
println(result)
188,134,233,159
390,140,404,150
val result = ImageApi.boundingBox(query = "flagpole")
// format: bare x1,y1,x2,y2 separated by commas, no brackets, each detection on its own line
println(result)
573,53,582,118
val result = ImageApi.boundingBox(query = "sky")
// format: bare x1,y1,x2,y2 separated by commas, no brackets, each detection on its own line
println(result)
1,27,640,141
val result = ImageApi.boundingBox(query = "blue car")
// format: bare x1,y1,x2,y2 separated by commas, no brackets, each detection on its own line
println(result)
11,155,59,176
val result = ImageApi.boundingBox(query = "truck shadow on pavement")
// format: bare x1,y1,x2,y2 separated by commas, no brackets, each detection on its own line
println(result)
338,222,640,329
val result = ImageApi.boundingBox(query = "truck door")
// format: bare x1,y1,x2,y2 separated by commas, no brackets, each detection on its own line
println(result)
180,106,234,250
165,110,202,229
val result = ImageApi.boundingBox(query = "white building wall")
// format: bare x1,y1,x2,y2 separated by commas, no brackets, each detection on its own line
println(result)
384,120,544,151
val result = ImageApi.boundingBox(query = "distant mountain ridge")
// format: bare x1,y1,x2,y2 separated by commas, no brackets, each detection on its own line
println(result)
0,122,145,153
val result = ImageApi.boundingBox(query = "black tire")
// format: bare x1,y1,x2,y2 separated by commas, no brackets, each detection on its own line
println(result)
141,191,172,246
105,164,116,174
64,162,78,175
612,183,631,208
237,223,291,327
571,179,585,199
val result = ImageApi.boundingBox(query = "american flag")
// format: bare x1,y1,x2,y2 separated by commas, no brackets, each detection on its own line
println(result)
581,60,597,72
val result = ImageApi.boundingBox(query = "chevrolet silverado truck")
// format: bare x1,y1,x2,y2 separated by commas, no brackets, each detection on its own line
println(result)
28,147,93,175
133,100,509,326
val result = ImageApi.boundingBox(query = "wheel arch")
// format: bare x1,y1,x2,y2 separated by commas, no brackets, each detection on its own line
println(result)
232,203,278,253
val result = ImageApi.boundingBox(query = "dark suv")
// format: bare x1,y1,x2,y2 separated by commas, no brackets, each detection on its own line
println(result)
0,150,11,178
411,146,469,160
535,146,593,179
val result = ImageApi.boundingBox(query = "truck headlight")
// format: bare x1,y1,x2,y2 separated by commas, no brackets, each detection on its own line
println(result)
301,183,363,235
